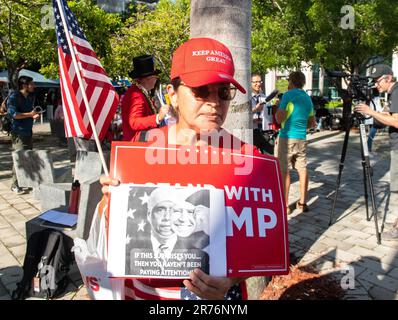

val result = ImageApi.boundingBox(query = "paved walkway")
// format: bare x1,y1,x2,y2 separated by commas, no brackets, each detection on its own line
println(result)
289,127,398,299
0,123,397,300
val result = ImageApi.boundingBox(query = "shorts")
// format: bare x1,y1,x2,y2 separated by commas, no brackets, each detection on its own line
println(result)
276,137,308,172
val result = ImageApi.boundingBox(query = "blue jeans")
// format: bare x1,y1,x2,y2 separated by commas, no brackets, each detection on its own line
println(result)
367,126,377,152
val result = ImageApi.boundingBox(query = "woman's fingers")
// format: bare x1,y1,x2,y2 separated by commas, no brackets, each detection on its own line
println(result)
183,276,222,300
183,269,234,300
99,176,120,197
101,186,110,197
99,175,120,186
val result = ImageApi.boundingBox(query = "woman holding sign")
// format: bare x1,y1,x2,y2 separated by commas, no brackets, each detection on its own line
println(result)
100,38,262,300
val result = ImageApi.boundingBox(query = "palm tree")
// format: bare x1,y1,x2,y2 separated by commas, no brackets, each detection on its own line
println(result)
190,0,269,300
190,0,253,144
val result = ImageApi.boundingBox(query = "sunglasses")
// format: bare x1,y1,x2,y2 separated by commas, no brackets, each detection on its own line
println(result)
180,83,237,101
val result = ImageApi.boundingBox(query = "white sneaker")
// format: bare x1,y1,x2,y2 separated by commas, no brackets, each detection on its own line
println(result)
11,186,24,195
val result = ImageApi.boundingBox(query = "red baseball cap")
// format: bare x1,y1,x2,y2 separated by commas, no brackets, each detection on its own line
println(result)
170,37,246,94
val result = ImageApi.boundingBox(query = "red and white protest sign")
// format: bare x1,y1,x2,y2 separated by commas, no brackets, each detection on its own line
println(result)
109,142,289,277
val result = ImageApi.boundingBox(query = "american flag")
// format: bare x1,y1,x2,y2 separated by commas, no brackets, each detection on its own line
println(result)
53,0,118,140
124,279,243,300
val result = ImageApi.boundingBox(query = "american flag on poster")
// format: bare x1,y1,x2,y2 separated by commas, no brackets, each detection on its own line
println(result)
53,0,118,140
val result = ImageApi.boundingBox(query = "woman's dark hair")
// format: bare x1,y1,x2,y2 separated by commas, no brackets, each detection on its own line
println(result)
251,73,261,79
171,77,181,90
18,76,33,90
169,77,182,119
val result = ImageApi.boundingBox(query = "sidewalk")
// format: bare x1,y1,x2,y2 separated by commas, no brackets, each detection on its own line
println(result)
0,123,88,300
289,128,398,299
0,124,397,300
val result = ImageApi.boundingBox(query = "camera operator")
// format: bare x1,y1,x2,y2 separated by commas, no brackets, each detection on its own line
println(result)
354,64,398,241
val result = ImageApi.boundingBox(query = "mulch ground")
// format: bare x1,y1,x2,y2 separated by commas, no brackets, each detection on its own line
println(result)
261,264,345,300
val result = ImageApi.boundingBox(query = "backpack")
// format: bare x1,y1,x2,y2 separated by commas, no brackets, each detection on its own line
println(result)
1,113,13,134
12,229,80,300
0,92,32,135
0,95,12,134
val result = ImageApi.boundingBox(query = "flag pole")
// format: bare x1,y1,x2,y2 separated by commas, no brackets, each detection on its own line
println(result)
56,0,109,176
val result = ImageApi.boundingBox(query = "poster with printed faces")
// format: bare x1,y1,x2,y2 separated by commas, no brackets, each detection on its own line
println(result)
107,185,226,279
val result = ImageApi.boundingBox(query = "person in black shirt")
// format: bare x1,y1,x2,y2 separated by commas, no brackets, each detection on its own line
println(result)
355,64,398,240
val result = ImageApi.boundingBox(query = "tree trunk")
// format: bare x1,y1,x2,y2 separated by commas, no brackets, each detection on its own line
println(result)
190,0,252,144
7,63,18,91
190,0,269,299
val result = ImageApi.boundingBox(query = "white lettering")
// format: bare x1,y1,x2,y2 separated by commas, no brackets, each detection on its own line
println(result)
340,5,355,30
226,206,254,237
340,266,355,289
224,186,242,200
257,208,277,237
250,188,260,201
262,189,273,203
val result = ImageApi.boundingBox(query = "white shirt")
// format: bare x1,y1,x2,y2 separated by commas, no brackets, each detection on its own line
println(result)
151,233,177,260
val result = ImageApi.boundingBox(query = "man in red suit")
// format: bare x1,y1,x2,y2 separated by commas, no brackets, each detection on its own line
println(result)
121,55,169,141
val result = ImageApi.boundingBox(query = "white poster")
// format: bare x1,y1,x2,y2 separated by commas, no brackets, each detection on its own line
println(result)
107,185,226,279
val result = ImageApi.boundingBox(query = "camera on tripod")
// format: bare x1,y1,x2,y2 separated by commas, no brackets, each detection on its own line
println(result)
327,70,382,244
326,70,376,130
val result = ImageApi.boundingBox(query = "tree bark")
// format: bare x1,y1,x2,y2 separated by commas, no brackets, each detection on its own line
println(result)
190,0,253,143
190,0,269,299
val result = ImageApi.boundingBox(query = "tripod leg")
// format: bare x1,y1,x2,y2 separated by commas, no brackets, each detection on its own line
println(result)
330,126,350,226
366,167,381,244
359,125,370,221
359,123,381,244
362,162,370,220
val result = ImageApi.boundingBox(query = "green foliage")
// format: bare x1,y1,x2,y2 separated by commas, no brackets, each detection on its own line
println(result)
276,79,288,93
67,0,122,69
0,0,54,86
252,0,398,74
252,0,311,73
325,100,343,109
41,0,122,78
108,0,190,81
0,0,122,85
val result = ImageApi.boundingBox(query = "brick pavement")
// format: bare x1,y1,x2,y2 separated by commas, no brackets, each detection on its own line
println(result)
288,128,398,300
0,123,397,300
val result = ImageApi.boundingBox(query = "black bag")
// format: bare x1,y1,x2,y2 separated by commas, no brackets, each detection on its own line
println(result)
0,93,17,134
12,230,78,300
373,119,385,129
1,92,31,134
1,113,13,134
